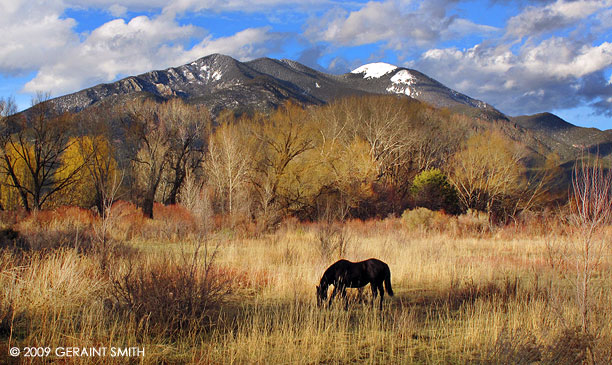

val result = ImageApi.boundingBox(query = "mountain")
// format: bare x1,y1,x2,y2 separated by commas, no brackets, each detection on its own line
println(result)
50,54,504,119
511,113,612,161
43,53,611,164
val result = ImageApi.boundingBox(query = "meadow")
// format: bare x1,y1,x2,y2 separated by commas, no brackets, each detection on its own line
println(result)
1,205,611,364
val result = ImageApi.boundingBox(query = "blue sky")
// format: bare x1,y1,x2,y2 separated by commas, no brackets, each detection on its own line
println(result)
1,0,611,130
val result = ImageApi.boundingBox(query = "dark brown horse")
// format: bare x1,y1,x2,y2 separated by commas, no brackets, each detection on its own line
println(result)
316,258,393,310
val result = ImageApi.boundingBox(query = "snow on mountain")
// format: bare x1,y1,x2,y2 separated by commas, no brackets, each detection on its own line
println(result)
386,70,418,97
390,70,416,84
49,54,505,120
351,62,398,79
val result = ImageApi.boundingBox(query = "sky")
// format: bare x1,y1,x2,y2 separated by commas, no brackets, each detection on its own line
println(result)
1,0,611,130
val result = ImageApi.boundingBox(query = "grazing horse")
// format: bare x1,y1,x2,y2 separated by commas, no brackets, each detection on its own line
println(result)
316,258,393,310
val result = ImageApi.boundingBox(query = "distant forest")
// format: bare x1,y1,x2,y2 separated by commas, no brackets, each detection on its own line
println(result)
0,94,568,229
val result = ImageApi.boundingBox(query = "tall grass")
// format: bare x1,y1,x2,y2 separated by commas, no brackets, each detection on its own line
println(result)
1,210,611,363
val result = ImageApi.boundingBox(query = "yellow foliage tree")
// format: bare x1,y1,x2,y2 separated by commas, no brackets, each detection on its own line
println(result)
57,135,118,212
249,103,314,228
449,131,526,213
0,143,34,210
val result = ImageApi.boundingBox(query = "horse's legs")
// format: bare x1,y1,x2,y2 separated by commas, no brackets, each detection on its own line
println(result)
370,283,378,308
328,286,339,308
377,283,385,310
357,287,365,303
341,287,348,311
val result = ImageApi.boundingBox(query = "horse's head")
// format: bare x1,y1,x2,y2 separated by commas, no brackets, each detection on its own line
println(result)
316,284,327,307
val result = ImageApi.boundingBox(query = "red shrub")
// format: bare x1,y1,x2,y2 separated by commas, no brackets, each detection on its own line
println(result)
109,200,146,240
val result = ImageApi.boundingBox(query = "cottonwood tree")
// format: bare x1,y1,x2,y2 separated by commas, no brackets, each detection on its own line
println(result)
204,114,251,222
449,130,526,214
57,135,119,214
159,99,209,205
249,103,314,230
122,99,171,219
313,96,464,215
0,94,86,211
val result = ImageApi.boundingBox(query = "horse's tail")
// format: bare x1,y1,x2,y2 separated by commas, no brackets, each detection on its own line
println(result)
384,272,394,297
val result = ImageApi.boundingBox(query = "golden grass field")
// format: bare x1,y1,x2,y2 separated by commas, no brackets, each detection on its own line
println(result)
1,207,611,364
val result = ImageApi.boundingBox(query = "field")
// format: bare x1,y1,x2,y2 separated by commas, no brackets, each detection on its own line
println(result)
1,206,612,364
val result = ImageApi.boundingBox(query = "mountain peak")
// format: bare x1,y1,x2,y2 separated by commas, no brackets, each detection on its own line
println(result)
351,62,398,79
47,53,503,118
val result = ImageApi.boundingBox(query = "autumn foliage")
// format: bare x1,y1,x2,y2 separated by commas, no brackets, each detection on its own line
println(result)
0,95,565,229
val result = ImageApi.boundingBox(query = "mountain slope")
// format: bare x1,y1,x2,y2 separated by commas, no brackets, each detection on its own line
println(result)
43,53,611,165
50,54,502,118
511,113,612,161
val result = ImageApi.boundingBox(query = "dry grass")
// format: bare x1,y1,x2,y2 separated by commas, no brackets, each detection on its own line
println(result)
1,211,611,363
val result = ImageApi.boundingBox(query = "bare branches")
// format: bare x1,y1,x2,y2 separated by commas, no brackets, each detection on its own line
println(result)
0,94,85,210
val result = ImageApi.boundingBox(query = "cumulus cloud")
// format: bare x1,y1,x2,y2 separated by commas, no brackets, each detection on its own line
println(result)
161,0,333,14
22,14,200,94
180,27,285,63
505,0,612,39
0,0,319,97
18,12,283,95
404,0,612,117
0,0,77,75
413,36,612,115
61,0,335,15
305,0,498,49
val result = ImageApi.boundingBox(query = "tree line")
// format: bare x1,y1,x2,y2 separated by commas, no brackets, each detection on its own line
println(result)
0,94,559,229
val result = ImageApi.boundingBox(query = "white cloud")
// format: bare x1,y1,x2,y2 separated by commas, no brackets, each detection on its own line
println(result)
506,0,612,39
181,27,283,63
22,14,200,94
0,0,310,97
414,36,612,115
160,0,334,14
20,12,283,95
60,0,333,15
108,4,128,17
0,0,77,74
305,0,498,49
521,39,612,78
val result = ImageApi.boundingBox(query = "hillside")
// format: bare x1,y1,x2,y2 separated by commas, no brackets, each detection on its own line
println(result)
512,113,612,161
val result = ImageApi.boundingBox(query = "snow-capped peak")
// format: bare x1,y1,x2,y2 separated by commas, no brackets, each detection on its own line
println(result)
351,62,398,79
390,70,416,84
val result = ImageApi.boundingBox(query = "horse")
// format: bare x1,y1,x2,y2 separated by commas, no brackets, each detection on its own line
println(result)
316,258,393,310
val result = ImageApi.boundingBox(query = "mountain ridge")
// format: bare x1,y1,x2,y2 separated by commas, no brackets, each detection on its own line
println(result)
50,53,503,119
42,53,611,163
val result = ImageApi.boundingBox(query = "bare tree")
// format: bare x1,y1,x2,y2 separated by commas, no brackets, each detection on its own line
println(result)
204,116,251,222
0,93,87,211
250,103,314,230
0,97,16,120
569,156,612,334
160,99,209,205
122,99,171,219
178,169,213,232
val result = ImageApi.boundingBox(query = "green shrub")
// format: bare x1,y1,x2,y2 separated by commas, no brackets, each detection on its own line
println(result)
411,169,462,215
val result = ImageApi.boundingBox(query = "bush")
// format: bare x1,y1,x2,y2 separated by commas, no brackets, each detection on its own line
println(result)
411,169,462,215
401,207,450,232
451,209,490,236
107,201,146,241
110,243,231,337
11,207,97,252
143,203,199,240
